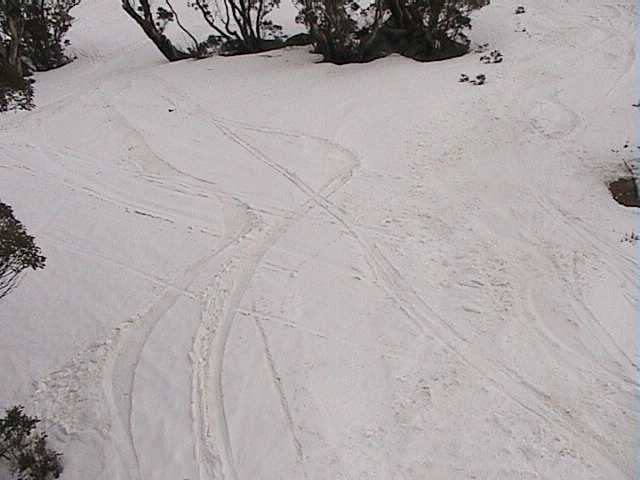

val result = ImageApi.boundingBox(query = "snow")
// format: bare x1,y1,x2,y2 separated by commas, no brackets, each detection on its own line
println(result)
0,0,638,478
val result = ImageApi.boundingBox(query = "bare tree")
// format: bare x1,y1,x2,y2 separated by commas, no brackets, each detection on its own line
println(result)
191,0,282,53
122,0,283,59
121,0,194,61
163,0,201,53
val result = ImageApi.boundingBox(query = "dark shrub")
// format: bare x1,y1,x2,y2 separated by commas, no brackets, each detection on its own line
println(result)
0,406,62,480
0,200,45,299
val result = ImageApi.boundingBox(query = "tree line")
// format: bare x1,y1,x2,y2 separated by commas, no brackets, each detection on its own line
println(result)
124,0,489,63
1,0,489,110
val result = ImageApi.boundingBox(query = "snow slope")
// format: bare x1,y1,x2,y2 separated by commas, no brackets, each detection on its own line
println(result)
0,0,638,478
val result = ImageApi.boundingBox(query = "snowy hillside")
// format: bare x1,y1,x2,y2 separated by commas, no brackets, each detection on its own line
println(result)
0,0,637,478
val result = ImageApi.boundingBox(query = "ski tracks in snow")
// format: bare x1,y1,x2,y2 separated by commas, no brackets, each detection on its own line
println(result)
187,128,359,480
131,71,367,479
27,66,362,479
128,51,638,477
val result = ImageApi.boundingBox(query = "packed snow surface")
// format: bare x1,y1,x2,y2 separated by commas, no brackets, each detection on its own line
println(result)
0,0,638,479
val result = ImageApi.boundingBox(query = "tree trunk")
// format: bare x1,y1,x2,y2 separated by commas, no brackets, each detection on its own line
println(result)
121,0,192,62
7,15,23,75
165,0,201,54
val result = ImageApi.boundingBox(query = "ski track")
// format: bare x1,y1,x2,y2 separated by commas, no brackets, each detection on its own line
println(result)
496,0,639,378
254,317,309,478
34,140,258,479
115,70,369,478
183,97,634,478
27,65,364,477
189,135,360,479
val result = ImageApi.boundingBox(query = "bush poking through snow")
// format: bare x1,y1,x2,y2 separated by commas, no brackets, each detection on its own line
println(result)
480,49,502,63
0,200,45,300
0,406,62,480
459,73,484,85
621,232,640,244
470,73,485,85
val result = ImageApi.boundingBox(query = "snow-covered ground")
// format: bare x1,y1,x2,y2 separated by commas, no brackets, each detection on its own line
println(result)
0,0,638,478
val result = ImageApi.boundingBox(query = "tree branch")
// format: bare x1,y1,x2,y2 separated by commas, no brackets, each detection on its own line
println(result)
165,0,200,52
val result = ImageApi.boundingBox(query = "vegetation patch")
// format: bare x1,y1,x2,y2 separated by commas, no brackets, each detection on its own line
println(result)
121,0,490,64
0,200,46,300
609,177,639,208
298,0,491,64
1,0,79,111
0,406,62,480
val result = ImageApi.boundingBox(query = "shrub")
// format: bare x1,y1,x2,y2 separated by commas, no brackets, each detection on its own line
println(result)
0,200,45,300
0,406,62,480
297,0,490,64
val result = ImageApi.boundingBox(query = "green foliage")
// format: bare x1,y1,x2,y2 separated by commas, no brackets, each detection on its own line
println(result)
297,0,490,63
1,0,78,72
0,0,78,111
0,406,62,480
22,0,79,71
0,200,45,300
296,0,361,63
